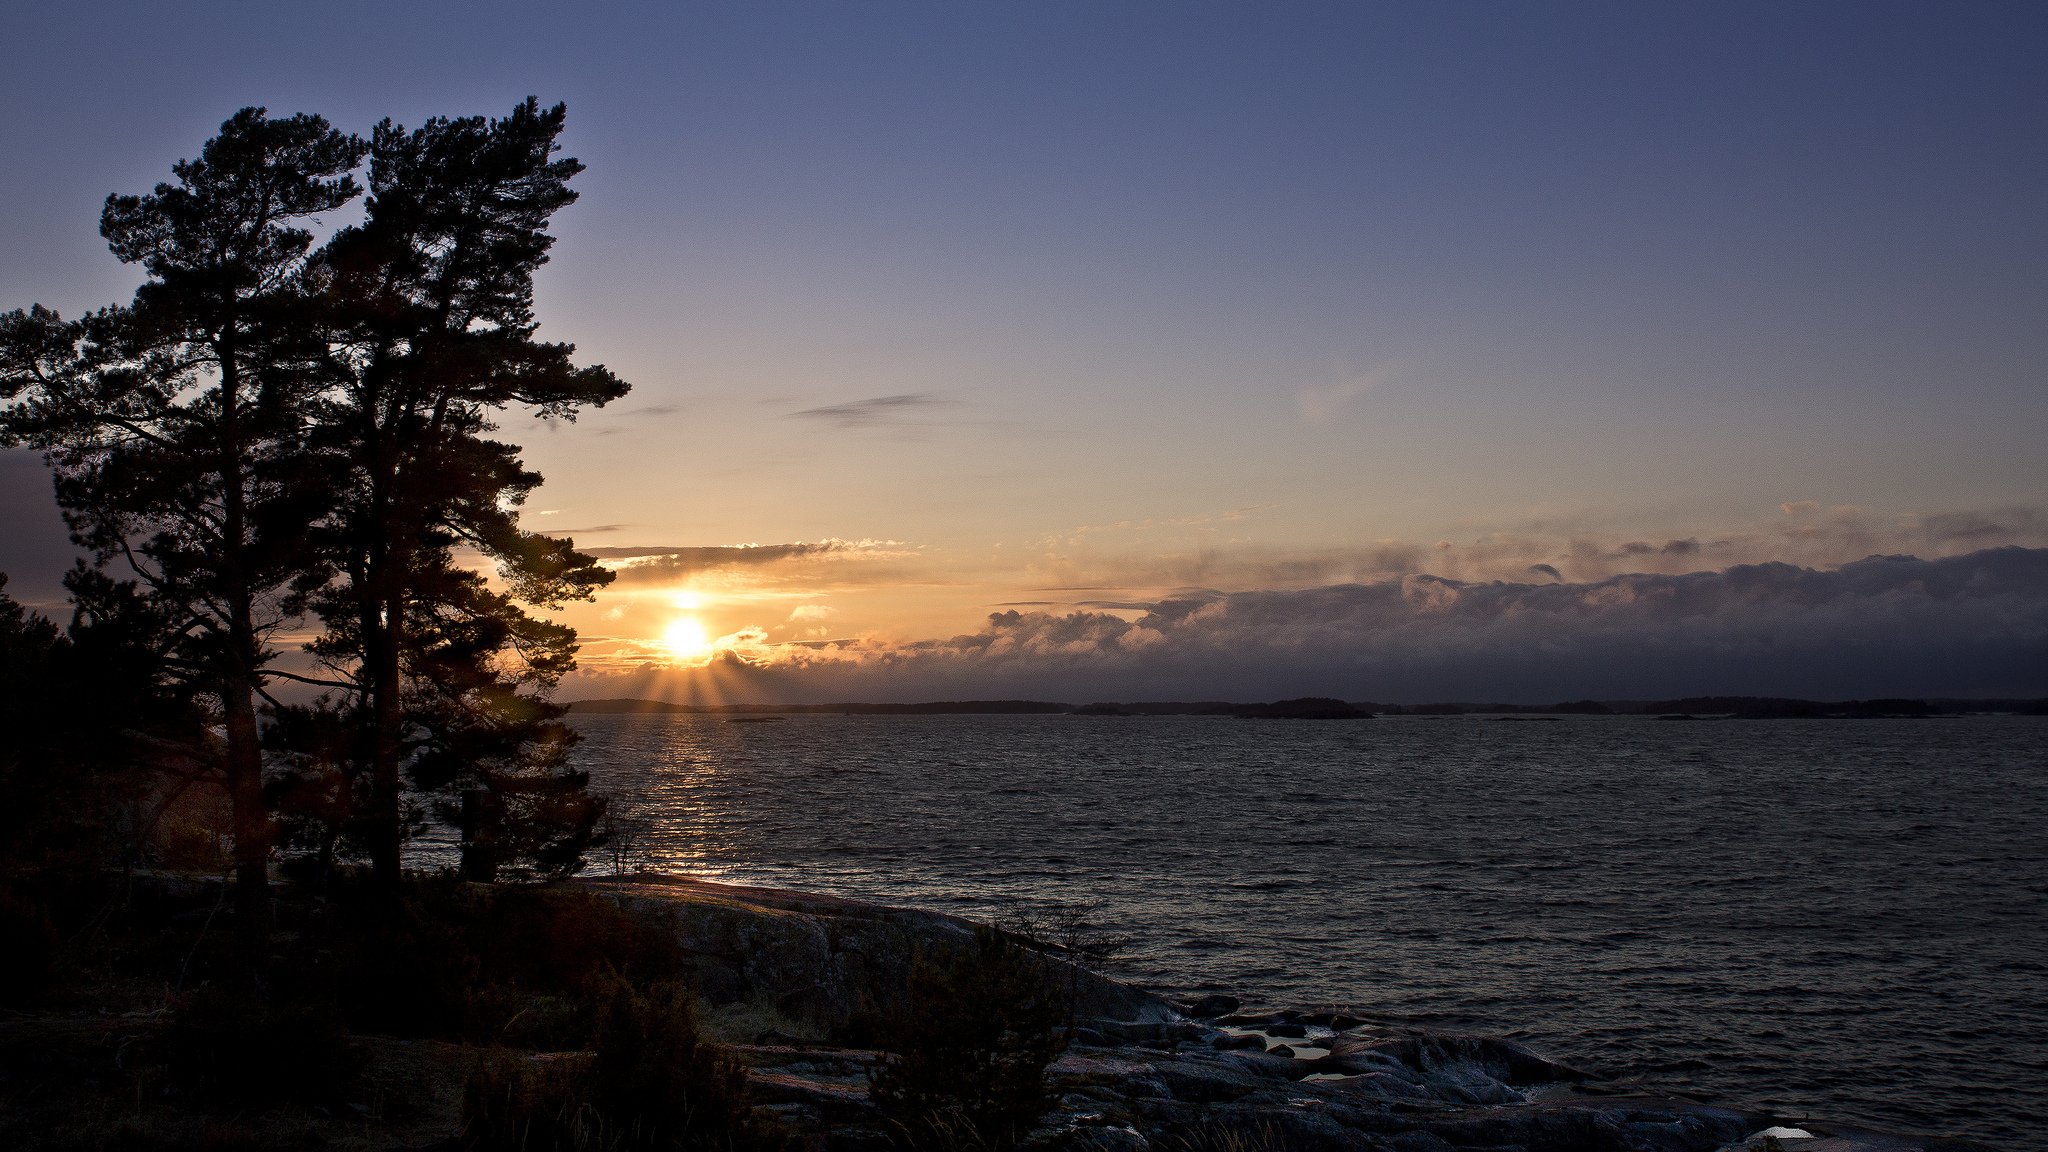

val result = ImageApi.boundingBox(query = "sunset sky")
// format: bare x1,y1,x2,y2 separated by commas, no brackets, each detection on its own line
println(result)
4,3,2045,702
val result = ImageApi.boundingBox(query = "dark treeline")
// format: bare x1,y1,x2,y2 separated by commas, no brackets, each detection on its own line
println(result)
0,100,627,916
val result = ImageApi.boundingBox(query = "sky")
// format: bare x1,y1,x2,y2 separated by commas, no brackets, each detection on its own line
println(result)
3,2,2045,702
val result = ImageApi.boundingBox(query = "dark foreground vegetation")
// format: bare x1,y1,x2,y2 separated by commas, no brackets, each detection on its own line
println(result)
1,869,1113,1151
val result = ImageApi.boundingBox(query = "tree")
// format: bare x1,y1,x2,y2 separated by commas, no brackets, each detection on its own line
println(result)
0,567,214,886
0,111,365,937
304,98,627,887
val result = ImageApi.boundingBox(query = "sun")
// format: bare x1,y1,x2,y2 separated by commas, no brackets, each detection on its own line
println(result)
661,616,715,663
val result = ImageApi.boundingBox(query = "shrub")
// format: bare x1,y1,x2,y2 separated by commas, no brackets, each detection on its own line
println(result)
163,985,359,1105
867,927,1069,1151
461,973,790,1151
0,883,57,1007
318,878,686,1045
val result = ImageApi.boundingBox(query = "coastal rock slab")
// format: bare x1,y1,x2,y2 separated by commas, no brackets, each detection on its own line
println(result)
582,876,1994,1152
579,875,1180,1042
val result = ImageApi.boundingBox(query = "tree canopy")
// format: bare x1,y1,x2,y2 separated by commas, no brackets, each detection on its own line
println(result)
0,99,627,903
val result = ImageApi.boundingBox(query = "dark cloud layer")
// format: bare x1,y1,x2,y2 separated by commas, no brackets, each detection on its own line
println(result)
576,548,2048,703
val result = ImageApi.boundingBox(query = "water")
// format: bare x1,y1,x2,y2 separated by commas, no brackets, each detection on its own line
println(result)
564,713,2048,1146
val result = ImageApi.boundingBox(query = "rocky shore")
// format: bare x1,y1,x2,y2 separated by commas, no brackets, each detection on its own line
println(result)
580,875,1994,1152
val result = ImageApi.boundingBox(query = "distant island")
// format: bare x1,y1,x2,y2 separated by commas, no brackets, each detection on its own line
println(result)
566,695,2048,719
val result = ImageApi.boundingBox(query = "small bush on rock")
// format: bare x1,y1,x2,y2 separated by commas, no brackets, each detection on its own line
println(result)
868,927,1069,1151
462,973,790,1151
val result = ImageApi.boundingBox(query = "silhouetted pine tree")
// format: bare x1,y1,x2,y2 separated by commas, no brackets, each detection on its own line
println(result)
304,99,627,887
0,111,364,938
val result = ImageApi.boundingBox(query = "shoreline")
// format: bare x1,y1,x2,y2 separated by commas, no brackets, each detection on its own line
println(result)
577,873,1994,1152
0,869,1996,1151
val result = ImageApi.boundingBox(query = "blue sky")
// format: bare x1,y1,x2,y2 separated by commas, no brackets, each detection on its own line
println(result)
4,3,2045,698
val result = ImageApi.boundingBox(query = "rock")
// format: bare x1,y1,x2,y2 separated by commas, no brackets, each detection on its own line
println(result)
1154,1060,1263,1103
565,875,1985,1152
1326,1029,1592,1086
1182,994,1240,1018
577,874,1182,1043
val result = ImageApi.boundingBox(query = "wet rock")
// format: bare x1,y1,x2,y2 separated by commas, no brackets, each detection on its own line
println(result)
1155,1060,1262,1103
1326,1029,1592,1086
1182,994,1240,1018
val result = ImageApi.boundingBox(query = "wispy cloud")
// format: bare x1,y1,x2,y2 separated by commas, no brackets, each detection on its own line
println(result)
1297,363,1396,424
788,393,955,428
592,539,914,583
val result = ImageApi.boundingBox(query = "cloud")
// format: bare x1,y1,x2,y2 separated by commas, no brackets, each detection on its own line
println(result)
566,547,2048,703
1021,505,2048,596
591,539,912,583
1297,364,1393,424
788,393,954,428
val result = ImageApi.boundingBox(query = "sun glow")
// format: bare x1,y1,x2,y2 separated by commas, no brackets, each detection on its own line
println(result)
661,616,716,663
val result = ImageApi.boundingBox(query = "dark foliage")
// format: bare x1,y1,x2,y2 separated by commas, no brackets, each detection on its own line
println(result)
304,97,628,889
1,109,369,936
315,878,687,1045
163,985,359,1107
3,100,624,903
0,882,58,1008
0,573,208,879
461,974,792,1151
867,927,1070,1151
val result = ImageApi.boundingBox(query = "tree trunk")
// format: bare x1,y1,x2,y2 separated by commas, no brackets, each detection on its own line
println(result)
217,352,271,954
221,668,270,949
367,586,406,893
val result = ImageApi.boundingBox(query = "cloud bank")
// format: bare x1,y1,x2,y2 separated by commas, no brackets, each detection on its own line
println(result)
569,547,2048,703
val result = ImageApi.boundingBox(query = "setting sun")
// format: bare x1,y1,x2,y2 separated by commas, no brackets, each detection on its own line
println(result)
661,616,715,663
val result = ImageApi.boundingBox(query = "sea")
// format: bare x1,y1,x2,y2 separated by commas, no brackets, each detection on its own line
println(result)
561,712,2048,1147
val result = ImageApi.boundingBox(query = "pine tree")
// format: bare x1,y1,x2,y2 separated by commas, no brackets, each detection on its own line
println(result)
304,99,627,887
0,111,364,936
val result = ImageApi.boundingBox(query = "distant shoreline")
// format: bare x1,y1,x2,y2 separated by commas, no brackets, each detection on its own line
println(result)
564,694,2048,719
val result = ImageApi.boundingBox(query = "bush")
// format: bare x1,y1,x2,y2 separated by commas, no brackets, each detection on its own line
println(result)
867,927,1069,1151
317,878,687,1045
163,985,359,1106
0,883,58,1007
462,973,791,1151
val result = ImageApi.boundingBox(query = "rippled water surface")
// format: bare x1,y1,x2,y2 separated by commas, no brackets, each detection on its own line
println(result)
566,713,2048,1146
